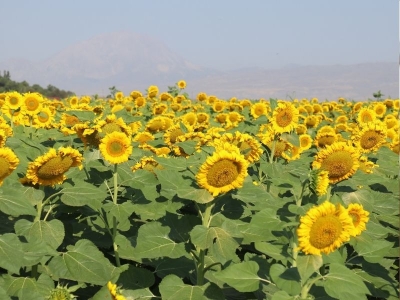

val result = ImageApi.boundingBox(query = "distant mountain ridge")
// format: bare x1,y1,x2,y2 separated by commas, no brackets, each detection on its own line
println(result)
0,31,398,100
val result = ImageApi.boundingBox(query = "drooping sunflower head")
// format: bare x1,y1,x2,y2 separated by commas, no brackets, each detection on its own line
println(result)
304,115,321,129
346,203,369,237
270,102,299,133
312,142,360,184
196,149,249,197
314,131,338,148
147,85,159,98
26,147,83,186
146,116,166,133
212,100,226,112
0,147,19,186
131,156,164,173
216,132,263,163
99,132,132,165
309,169,330,197
351,121,387,153
297,201,353,255
132,131,155,144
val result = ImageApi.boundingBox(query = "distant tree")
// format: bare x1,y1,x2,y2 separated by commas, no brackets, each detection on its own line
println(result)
0,70,75,98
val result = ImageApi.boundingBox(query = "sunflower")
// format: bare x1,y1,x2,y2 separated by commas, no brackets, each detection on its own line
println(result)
212,132,263,163
147,85,159,98
351,121,387,153
99,132,132,164
314,131,337,148
250,102,268,119
372,102,387,118
309,169,329,196
146,117,166,133
215,113,228,124
297,201,353,255
270,102,299,133
299,134,313,151
346,203,369,237
26,147,83,186
130,90,142,100
296,124,308,135
107,281,126,300
389,136,399,154
134,96,147,108
228,111,244,124
303,115,321,129
32,107,54,129
131,156,164,173
181,112,197,127
196,149,249,196
212,101,226,112
5,91,23,110
177,80,186,89
21,92,43,116
357,107,376,125
0,147,19,186
312,142,360,184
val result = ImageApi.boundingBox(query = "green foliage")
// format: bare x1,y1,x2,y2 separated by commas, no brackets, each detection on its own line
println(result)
0,70,74,98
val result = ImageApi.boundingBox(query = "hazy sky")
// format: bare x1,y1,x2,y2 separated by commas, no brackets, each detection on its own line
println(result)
0,0,398,70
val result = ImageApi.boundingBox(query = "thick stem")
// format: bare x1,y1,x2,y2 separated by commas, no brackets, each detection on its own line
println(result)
300,275,323,299
112,164,121,266
269,139,277,163
196,201,215,285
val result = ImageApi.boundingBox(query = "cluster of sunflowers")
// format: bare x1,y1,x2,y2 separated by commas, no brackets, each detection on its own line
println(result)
0,81,398,298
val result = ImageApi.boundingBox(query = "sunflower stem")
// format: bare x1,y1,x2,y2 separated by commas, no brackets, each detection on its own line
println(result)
300,275,323,299
269,139,277,163
196,201,215,286
111,164,121,267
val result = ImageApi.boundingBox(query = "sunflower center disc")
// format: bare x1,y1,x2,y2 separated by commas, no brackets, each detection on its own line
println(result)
321,150,353,180
206,159,239,188
276,110,292,128
309,215,342,249
0,157,10,178
360,130,380,150
108,141,124,157
37,156,74,179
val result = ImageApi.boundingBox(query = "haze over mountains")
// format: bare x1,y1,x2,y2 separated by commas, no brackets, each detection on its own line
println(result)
1,31,398,100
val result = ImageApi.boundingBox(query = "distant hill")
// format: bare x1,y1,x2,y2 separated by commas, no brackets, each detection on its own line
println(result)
0,31,398,100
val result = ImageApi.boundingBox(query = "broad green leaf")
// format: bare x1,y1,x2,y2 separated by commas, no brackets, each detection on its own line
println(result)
2,276,42,300
60,181,106,209
155,156,187,171
271,290,295,300
47,239,118,285
242,208,282,243
176,140,197,155
147,256,195,279
15,219,64,250
296,254,323,281
352,235,395,263
341,189,374,212
134,222,187,259
21,239,59,266
154,169,192,198
178,187,214,203
190,225,239,262
69,110,96,121
0,233,25,274
214,261,261,292
0,185,36,216
23,187,45,206
254,242,286,261
159,274,222,300
233,178,275,204
324,263,370,299
118,265,155,290
269,264,301,296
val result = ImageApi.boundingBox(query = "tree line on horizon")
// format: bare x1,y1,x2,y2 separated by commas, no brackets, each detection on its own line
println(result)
0,70,75,99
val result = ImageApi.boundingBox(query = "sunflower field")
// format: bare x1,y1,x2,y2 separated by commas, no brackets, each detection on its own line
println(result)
0,83,398,300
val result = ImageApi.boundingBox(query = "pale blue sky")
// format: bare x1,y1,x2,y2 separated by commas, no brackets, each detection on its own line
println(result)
0,0,398,70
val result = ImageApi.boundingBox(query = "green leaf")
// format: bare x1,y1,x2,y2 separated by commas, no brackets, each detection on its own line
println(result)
159,274,203,300
134,222,187,259
0,233,25,274
190,225,239,263
214,261,261,292
14,219,64,250
69,110,96,121
242,208,282,243
155,156,187,171
154,169,191,198
269,264,301,296
352,235,395,263
60,181,106,209
2,275,44,300
23,187,45,206
341,189,374,212
254,242,286,261
296,254,323,281
324,263,370,299
47,239,118,285
118,264,155,290
0,185,36,216
271,290,295,300
178,187,214,203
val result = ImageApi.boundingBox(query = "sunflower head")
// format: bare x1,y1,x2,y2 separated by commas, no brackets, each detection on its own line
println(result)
309,169,330,196
0,147,19,186
312,142,360,184
297,201,353,255
346,203,369,237
196,149,249,196
100,132,132,164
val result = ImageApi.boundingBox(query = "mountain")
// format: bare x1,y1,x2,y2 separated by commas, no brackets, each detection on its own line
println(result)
0,31,398,100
